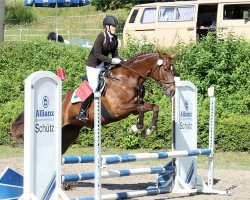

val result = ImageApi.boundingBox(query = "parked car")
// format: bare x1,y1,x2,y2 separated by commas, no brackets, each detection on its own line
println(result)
69,37,93,48
123,0,250,47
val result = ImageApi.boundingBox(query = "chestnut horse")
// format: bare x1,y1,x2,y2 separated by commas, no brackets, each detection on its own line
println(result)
10,51,176,154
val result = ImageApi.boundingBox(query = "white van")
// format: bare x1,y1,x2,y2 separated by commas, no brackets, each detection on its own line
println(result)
123,0,250,46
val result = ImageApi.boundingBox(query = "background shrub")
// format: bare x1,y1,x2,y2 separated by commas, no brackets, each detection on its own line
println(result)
5,3,36,25
0,33,249,152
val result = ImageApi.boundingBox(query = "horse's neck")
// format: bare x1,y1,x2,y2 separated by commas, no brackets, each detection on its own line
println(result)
108,53,157,86
130,54,157,75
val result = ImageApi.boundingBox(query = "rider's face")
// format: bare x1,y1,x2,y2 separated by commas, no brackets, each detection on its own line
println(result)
106,25,117,35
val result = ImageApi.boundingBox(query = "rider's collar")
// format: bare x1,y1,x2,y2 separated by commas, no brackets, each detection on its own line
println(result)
106,30,114,42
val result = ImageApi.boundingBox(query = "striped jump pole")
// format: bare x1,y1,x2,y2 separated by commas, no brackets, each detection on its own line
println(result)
62,149,211,165
62,166,175,182
73,187,170,200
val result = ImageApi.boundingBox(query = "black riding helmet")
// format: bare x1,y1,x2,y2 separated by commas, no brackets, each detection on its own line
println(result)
103,16,119,27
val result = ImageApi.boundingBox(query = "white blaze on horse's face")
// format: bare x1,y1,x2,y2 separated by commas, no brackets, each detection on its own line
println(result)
157,55,175,97
157,59,164,66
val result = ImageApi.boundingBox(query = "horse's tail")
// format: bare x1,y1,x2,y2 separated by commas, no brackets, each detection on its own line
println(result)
10,111,24,143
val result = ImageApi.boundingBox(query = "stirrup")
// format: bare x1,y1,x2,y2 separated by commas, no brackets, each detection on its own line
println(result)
76,111,89,121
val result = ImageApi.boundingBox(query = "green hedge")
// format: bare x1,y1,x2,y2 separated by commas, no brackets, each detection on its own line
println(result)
0,34,249,152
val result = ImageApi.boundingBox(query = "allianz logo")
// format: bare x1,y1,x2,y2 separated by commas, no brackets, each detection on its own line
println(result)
36,110,54,117
35,96,55,117
180,111,192,117
180,99,192,117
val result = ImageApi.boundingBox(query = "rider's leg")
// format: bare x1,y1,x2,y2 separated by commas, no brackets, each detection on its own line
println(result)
77,65,105,121
86,66,103,92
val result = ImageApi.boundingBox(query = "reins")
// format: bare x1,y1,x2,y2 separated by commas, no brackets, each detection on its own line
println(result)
119,64,148,79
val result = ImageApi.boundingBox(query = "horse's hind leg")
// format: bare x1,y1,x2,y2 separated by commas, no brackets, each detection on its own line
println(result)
61,124,82,154
10,111,24,146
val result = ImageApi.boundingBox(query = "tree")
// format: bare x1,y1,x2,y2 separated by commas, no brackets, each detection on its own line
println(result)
0,0,4,43
92,0,157,11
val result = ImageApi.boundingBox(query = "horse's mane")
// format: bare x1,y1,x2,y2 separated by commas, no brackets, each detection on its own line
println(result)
126,51,157,63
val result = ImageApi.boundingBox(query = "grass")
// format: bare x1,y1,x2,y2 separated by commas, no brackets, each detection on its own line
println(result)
5,1,129,42
1,145,249,170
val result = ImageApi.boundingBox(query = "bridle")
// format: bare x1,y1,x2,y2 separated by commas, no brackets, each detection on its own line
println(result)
150,59,175,85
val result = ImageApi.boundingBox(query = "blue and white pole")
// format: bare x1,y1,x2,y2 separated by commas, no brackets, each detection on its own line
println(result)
94,91,102,200
208,87,215,189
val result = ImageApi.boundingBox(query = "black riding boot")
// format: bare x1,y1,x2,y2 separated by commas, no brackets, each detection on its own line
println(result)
76,93,94,121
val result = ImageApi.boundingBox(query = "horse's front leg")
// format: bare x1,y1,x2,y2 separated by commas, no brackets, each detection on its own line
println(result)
130,103,145,134
130,103,159,137
140,103,159,137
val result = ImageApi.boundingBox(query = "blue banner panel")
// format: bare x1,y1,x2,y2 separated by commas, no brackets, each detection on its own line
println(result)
80,0,90,6
0,167,23,199
24,0,34,6
0,167,23,187
57,0,80,7
0,185,23,200
34,0,57,7
24,0,90,7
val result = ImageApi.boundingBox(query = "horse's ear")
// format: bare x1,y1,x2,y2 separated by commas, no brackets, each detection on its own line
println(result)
156,49,164,58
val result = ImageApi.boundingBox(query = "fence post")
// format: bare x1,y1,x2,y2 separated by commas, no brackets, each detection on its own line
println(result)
0,0,4,43
19,26,23,41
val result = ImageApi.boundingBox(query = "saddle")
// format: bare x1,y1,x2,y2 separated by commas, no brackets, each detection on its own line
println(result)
72,72,115,122
71,73,105,104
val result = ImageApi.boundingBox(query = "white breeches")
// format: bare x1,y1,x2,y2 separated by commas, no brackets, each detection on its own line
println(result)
86,65,106,92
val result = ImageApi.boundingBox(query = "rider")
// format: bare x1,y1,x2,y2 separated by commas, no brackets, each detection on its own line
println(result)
77,15,123,121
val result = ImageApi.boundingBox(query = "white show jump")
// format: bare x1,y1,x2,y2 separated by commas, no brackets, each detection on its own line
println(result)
20,72,228,200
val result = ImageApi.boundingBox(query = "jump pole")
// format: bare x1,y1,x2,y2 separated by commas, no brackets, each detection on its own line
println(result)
94,91,102,200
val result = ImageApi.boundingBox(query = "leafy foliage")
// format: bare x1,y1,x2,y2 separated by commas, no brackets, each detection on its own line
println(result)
92,0,155,11
0,34,249,152
5,3,36,25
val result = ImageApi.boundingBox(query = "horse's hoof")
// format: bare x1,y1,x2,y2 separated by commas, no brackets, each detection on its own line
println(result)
141,128,152,137
130,125,139,134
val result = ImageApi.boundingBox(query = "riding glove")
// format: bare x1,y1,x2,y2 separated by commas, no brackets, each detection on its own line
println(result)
112,58,121,64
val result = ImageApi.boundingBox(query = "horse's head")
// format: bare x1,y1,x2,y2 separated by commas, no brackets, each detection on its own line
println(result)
150,50,176,97
114,51,176,97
